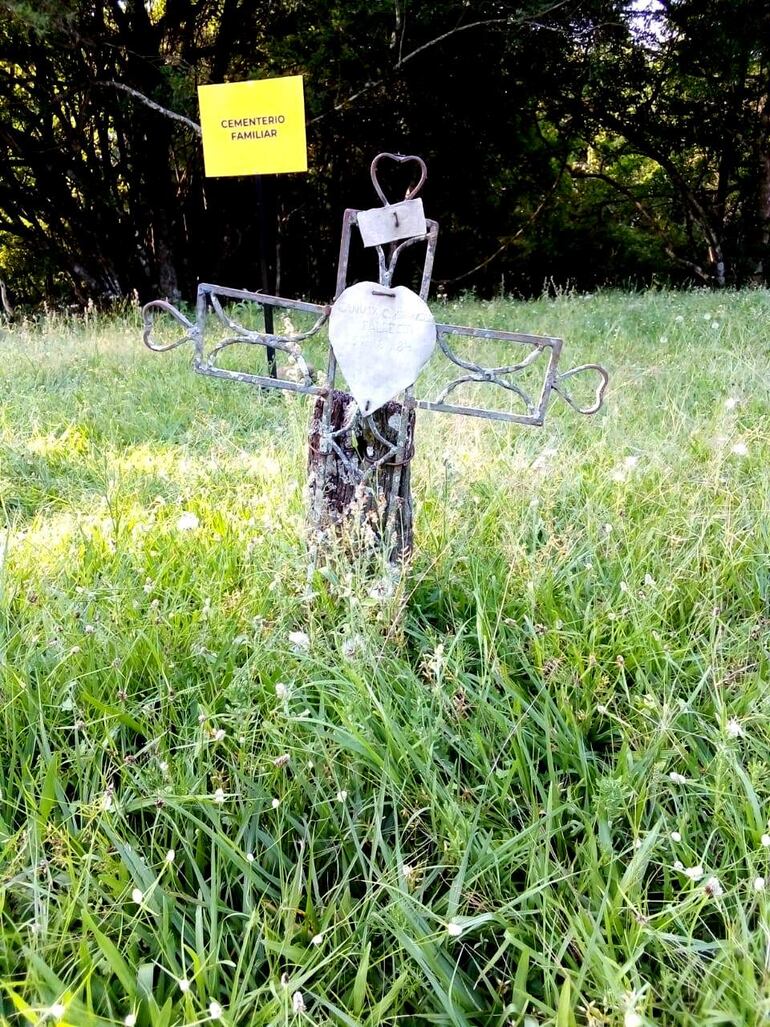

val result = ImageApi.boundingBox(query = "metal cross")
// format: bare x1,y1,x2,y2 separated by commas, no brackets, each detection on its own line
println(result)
143,152,608,557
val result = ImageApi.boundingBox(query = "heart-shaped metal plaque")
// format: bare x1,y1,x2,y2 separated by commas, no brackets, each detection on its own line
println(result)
329,281,436,415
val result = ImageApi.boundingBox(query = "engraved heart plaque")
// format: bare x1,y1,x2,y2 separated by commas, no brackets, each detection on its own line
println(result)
328,281,436,415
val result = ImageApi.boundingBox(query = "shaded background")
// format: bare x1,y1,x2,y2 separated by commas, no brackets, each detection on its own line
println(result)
1,0,769,305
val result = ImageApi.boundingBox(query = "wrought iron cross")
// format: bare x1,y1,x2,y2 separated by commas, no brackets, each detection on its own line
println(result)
143,152,608,560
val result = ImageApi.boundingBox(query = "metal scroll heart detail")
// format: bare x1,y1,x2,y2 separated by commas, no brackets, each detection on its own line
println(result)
370,152,428,206
328,282,436,416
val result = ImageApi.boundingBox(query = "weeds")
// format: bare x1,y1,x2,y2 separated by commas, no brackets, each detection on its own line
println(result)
1,290,769,1025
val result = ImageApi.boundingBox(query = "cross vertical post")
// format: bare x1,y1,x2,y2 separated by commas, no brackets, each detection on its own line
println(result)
306,154,439,560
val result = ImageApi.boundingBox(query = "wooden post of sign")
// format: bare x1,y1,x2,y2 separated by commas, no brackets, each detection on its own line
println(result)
256,174,277,377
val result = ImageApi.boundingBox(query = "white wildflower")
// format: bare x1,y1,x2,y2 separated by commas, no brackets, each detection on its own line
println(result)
178,978,190,993
624,1012,643,1027
675,314,684,322
102,790,113,811
342,634,365,659
704,876,723,898
684,865,704,881
165,849,175,864
368,575,396,601
209,1000,223,1020
336,790,347,803
669,772,688,784
703,312,711,321
48,1003,66,1021
246,852,255,863
446,921,463,937
644,573,655,587
275,681,289,700
271,797,280,809
762,834,770,848
212,728,226,742
725,717,744,738
213,788,225,804
731,441,748,456
131,887,144,904
670,831,682,842
176,511,200,531
292,991,306,1014
754,876,766,892
724,397,739,411
124,1015,137,1027
310,932,324,946
673,860,684,870
288,630,310,653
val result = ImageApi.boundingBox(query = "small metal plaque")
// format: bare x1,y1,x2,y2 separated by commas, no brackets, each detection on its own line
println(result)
328,281,436,415
357,199,427,248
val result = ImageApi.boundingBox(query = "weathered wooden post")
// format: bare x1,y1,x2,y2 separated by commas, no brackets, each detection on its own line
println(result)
142,152,608,563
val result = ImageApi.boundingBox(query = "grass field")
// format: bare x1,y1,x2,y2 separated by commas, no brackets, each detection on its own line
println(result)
1,289,770,1027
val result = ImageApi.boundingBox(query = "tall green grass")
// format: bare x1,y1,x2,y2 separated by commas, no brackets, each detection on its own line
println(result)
1,289,769,1026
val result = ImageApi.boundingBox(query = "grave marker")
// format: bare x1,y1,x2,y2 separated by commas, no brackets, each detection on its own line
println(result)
143,152,608,561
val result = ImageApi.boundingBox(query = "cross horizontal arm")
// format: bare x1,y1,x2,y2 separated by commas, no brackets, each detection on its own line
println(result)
414,320,607,424
143,285,608,424
197,283,328,317
144,283,332,396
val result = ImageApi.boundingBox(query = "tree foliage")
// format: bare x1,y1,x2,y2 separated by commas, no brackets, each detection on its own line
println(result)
0,0,768,304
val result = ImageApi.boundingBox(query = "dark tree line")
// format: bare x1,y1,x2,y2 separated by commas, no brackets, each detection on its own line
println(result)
0,0,769,306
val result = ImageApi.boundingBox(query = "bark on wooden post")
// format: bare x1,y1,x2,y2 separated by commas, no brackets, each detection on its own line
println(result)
307,390,416,561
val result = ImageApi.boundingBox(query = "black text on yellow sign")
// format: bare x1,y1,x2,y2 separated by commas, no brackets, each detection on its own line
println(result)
197,75,307,177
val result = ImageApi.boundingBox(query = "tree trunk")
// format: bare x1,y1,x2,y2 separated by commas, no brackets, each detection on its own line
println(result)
751,91,770,283
0,279,13,319
307,390,415,562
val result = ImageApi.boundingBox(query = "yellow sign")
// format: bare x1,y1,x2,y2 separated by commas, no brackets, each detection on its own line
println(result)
198,75,307,177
